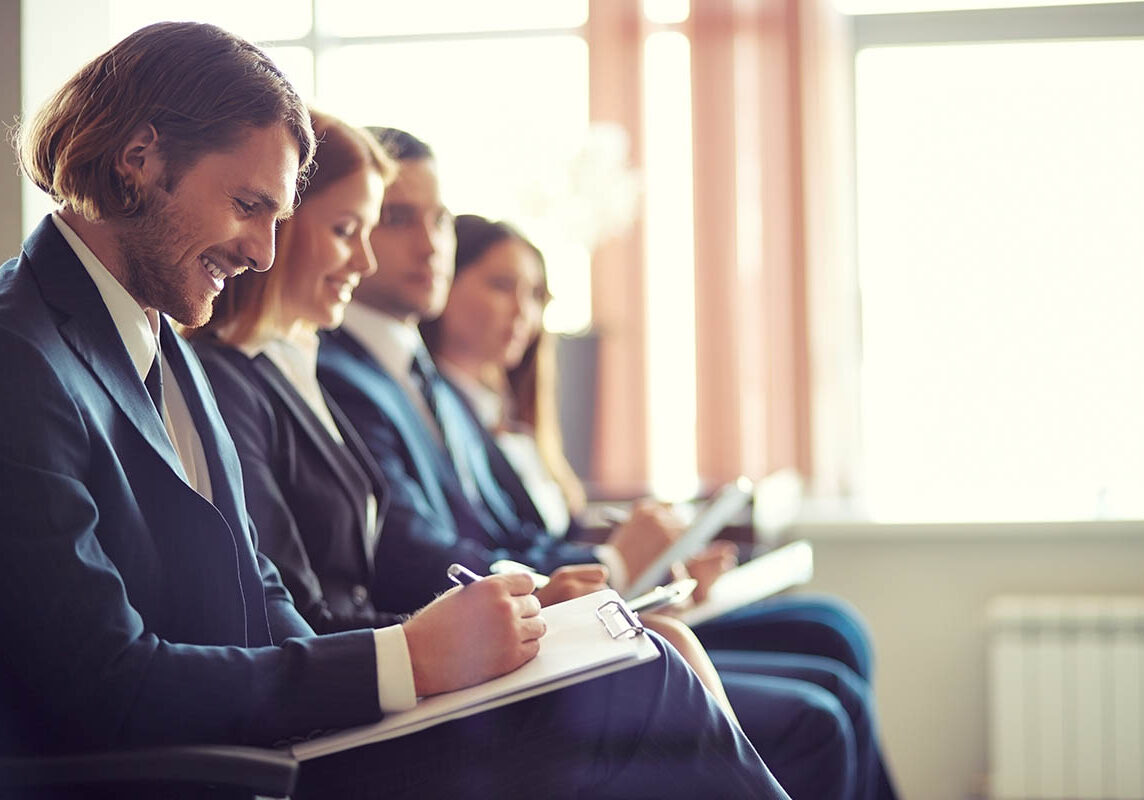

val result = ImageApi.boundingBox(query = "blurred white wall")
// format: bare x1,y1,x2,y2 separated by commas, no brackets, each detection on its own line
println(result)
796,523,1144,800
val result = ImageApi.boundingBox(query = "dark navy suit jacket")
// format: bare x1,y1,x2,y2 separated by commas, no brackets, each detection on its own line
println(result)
318,326,596,612
0,220,794,800
196,339,405,635
0,219,380,755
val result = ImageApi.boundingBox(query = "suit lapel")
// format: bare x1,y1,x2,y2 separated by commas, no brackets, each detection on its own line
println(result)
434,383,527,534
26,219,187,482
161,324,246,531
476,418,547,530
377,370,468,513
327,397,388,567
323,329,467,524
163,325,273,644
251,355,376,564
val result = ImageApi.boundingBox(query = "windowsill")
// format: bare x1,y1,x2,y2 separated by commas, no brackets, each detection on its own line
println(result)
787,516,1144,542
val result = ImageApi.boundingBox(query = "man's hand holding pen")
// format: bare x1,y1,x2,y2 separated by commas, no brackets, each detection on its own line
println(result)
402,570,545,698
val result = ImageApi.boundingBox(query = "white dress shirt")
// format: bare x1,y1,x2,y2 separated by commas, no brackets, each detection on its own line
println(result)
52,216,414,713
52,214,212,501
341,303,441,442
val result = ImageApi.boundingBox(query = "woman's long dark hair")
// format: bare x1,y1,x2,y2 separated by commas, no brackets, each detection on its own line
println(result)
424,214,586,514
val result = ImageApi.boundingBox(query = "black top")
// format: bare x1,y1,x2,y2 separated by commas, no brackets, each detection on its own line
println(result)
196,337,404,634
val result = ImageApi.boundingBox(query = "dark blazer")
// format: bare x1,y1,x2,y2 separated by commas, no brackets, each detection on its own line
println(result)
195,339,405,634
318,326,596,612
0,218,381,755
0,219,793,800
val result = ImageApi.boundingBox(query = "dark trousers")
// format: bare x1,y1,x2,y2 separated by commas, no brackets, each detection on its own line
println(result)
295,632,790,800
695,594,876,681
716,651,898,800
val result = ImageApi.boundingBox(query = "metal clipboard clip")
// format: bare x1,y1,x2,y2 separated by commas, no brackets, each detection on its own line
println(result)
595,599,645,640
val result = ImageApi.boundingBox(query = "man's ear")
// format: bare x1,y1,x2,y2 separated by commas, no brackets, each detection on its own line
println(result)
115,123,164,188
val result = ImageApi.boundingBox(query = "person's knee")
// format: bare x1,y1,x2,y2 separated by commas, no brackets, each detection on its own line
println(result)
794,691,849,752
814,661,877,740
797,596,876,678
790,616,873,681
788,692,858,799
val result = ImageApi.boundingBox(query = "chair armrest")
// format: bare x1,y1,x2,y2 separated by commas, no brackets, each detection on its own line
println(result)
0,744,298,798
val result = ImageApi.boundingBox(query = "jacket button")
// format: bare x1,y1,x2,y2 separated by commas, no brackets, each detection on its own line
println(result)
352,585,369,606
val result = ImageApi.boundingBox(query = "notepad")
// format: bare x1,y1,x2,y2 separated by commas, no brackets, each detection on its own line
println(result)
291,589,659,761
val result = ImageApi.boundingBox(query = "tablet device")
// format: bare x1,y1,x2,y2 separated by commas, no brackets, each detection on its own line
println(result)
623,476,754,599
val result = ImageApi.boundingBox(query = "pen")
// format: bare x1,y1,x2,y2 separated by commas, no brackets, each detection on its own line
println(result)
489,559,552,589
447,563,483,587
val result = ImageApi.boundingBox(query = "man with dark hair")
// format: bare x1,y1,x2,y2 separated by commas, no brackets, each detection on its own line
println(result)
0,22,789,798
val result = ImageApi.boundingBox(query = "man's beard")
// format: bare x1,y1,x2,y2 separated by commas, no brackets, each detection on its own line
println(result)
115,186,213,328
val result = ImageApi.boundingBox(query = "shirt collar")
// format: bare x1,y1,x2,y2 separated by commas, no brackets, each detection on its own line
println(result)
341,302,425,379
240,324,320,383
438,361,504,430
51,212,160,380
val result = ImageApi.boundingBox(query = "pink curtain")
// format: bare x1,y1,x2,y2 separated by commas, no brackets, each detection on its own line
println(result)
585,0,847,495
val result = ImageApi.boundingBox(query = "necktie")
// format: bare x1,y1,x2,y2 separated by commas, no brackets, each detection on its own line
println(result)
409,349,484,505
408,348,439,421
144,353,164,420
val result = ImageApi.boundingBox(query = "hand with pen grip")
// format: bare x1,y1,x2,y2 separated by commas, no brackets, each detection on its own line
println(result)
678,541,739,604
606,499,684,585
402,573,545,697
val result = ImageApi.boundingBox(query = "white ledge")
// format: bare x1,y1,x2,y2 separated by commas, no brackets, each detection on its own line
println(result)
787,518,1144,542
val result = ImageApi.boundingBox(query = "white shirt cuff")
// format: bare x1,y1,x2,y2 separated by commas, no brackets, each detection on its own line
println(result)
594,544,629,593
373,624,418,713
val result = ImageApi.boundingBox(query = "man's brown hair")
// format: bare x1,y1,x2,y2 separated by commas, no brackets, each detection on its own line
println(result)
16,21,315,221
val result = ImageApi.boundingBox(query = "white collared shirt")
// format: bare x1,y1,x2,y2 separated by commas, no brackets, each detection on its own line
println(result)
241,326,345,444
340,303,443,443
52,215,414,713
51,213,212,501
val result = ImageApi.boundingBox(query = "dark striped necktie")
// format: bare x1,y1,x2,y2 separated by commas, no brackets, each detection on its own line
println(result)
408,348,439,420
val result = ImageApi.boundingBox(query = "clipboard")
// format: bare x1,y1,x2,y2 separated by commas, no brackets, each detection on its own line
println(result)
290,589,658,761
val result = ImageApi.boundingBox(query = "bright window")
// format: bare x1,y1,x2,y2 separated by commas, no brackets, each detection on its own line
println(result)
318,36,592,332
318,0,587,37
643,31,698,501
854,36,1144,521
108,0,311,42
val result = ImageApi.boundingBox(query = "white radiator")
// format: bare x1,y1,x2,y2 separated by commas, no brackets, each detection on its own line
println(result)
989,596,1144,800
